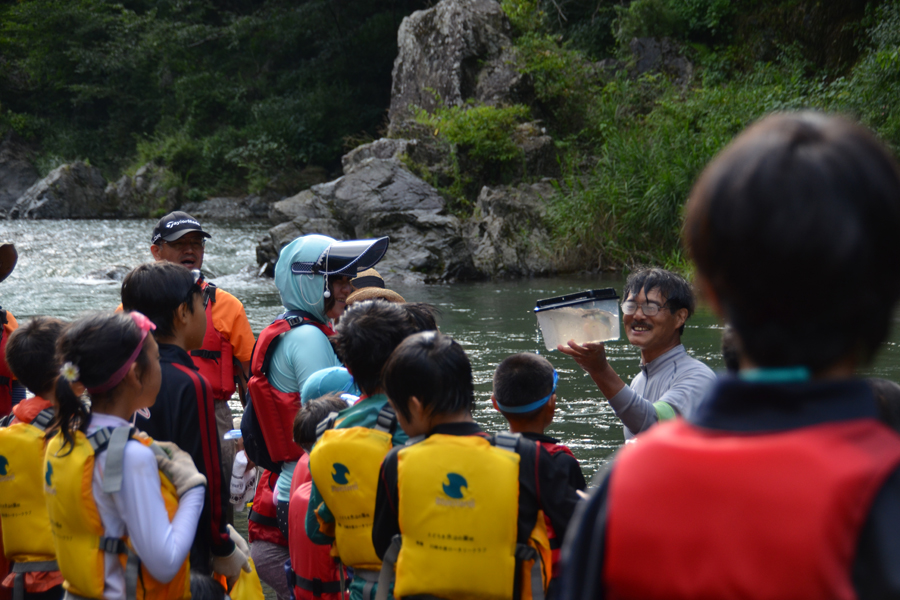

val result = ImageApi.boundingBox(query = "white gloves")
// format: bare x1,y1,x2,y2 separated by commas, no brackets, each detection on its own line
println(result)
152,441,207,497
212,524,252,587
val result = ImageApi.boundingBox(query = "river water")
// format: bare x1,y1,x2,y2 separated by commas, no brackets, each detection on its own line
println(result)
5,219,900,479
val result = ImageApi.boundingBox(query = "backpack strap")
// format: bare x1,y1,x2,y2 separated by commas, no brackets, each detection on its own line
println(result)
493,431,521,453
374,534,402,600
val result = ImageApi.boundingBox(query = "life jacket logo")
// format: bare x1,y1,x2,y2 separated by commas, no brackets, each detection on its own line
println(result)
330,463,357,492
437,473,475,508
44,461,53,487
0,455,8,475
332,463,350,484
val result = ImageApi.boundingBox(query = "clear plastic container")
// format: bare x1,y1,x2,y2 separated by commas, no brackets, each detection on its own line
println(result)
534,289,620,351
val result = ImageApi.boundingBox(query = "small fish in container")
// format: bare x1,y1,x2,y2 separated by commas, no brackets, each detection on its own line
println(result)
534,289,620,351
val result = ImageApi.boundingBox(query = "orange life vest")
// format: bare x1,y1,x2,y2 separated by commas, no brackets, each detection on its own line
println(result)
604,418,900,600
288,479,346,600
247,312,334,463
0,310,14,417
248,469,287,547
189,283,237,402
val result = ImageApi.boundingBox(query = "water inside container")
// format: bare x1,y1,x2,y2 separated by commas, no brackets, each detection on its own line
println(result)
536,303,619,351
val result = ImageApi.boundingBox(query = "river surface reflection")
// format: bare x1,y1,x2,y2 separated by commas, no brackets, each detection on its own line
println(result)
5,219,900,477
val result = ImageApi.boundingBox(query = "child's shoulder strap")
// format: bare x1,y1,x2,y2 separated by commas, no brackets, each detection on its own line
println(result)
492,431,521,453
88,425,137,494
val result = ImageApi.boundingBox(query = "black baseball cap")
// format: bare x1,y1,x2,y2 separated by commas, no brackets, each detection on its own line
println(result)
150,211,211,245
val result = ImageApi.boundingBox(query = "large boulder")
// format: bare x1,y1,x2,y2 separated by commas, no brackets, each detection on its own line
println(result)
105,162,181,218
9,162,114,219
388,0,533,134
465,182,557,277
0,135,39,217
256,159,478,283
181,195,271,220
629,37,693,86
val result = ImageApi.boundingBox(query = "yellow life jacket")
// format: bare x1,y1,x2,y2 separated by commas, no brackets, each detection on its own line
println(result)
308,405,398,570
44,426,191,600
0,408,56,564
383,432,552,600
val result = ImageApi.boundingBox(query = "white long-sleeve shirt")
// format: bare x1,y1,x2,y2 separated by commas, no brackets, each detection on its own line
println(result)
89,414,204,600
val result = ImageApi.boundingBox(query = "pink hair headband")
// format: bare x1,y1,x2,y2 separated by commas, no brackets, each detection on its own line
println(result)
86,311,156,395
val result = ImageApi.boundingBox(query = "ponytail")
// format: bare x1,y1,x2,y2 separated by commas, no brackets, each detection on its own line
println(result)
51,312,152,453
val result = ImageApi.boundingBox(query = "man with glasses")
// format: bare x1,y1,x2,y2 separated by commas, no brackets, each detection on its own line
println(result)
150,211,256,494
559,267,715,441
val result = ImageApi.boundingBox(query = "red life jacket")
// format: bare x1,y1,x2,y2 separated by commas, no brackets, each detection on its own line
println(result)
247,312,334,463
288,480,346,600
534,440,575,579
248,469,288,547
604,418,900,600
290,453,311,497
0,309,14,417
189,283,237,402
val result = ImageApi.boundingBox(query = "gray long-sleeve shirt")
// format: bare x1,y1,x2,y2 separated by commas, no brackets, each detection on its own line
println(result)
608,344,716,440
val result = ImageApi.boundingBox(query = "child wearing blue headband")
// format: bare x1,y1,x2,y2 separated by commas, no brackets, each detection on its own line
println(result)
492,352,586,596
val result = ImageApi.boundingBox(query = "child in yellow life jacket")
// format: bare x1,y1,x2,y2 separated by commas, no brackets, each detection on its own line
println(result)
306,301,437,600
491,353,587,598
372,332,581,600
0,317,67,600
45,311,209,600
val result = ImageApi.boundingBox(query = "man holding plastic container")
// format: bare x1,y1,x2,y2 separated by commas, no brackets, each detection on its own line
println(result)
558,267,715,441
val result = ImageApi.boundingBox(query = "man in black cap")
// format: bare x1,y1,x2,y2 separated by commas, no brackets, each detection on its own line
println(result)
149,211,256,483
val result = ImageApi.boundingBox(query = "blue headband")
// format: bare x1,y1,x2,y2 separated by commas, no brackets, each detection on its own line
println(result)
496,371,559,414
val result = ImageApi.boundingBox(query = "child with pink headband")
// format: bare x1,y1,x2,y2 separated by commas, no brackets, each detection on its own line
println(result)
44,311,207,600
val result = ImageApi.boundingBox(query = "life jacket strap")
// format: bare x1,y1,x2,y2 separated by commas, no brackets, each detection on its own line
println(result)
88,426,133,494
493,431,521,453
99,536,128,554
514,544,546,600
374,535,401,600
374,405,397,435
31,408,55,431
191,349,222,361
248,508,279,528
316,411,340,441
288,568,345,595
11,560,59,600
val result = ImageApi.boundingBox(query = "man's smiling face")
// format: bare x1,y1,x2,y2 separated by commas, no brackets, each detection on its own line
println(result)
623,287,686,357
150,232,206,270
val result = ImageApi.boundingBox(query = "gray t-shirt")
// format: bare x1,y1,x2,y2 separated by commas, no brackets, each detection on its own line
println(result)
608,344,716,440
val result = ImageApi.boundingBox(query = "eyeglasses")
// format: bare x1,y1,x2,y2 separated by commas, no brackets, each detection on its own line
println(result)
164,238,205,251
621,300,668,316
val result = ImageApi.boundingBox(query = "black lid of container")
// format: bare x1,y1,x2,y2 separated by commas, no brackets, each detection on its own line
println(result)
534,288,619,312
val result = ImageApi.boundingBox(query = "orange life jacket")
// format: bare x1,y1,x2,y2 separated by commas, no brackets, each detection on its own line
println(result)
247,312,334,463
288,479,347,600
0,309,14,417
604,418,900,600
248,469,287,547
189,283,238,402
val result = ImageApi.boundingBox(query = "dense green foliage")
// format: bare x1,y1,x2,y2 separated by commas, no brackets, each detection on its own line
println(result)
3,0,900,271
0,0,428,194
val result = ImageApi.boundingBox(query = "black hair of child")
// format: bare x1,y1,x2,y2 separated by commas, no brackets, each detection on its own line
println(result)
867,378,900,434
493,353,555,421
685,112,900,373
293,392,349,450
402,302,439,332
189,571,226,600
721,324,741,374
623,267,695,335
121,262,201,338
6,316,66,398
53,312,153,453
383,331,474,422
334,299,437,396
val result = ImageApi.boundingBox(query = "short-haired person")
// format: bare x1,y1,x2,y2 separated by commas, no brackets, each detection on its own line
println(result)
121,262,250,583
0,317,66,599
558,267,716,440
492,353,587,591
562,113,900,599
149,211,256,482
306,300,436,600
287,394,351,600
372,332,581,600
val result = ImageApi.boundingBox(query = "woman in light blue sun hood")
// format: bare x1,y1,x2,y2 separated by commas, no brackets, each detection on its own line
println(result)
260,233,388,585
